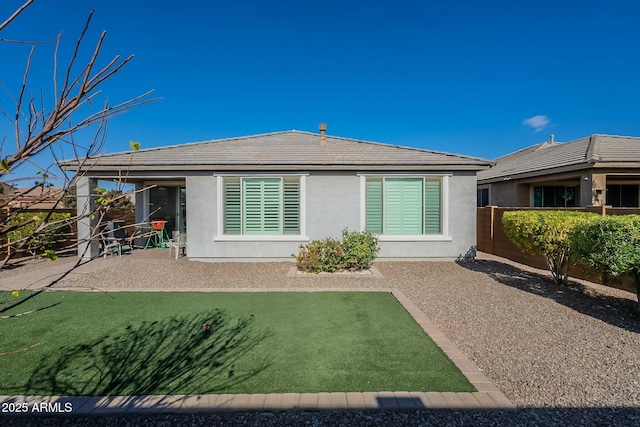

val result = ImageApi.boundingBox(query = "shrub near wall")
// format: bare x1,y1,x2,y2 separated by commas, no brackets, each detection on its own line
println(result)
6,211,72,258
294,229,379,273
502,210,597,285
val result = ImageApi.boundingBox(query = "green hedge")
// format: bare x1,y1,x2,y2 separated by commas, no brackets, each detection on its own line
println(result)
6,212,72,257
570,215,640,306
502,210,597,284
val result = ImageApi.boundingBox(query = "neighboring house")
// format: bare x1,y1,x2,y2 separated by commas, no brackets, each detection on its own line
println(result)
59,128,491,261
0,184,65,210
477,134,640,208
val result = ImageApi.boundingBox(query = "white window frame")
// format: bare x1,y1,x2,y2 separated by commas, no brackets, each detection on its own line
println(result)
214,174,308,242
359,174,451,242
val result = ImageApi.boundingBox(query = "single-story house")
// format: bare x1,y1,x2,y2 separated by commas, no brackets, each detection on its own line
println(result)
477,134,640,208
59,127,492,261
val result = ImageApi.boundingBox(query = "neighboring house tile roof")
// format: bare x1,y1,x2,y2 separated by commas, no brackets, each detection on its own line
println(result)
0,185,65,209
59,130,492,172
478,134,640,183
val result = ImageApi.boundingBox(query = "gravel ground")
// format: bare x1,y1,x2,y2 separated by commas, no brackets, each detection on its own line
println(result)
0,255,76,280
5,250,640,426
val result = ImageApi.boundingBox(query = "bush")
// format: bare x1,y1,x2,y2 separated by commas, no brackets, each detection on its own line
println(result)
502,210,596,285
6,211,72,257
340,228,379,270
294,229,379,273
570,215,640,307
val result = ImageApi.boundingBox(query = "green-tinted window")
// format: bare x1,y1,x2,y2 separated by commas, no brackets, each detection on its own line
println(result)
384,178,423,235
365,178,383,233
243,178,281,234
223,177,300,235
365,177,442,235
224,178,241,234
283,179,300,234
424,179,441,234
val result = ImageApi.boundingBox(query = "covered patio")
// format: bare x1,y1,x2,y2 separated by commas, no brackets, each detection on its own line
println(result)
70,176,186,259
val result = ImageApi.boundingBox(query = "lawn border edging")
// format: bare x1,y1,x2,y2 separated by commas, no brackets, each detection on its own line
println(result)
1,288,515,414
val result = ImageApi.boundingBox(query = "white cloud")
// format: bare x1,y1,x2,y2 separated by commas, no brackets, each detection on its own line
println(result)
522,115,550,133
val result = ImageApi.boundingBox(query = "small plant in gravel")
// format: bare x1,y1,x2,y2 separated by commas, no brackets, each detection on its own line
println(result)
294,229,379,273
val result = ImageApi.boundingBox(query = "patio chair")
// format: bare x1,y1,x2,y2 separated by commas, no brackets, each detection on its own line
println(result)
113,226,134,253
100,222,132,258
130,224,151,249
168,232,187,259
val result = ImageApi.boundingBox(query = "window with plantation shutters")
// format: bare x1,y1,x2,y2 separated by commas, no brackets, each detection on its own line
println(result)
365,178,383,233
384,178,423,234
224,178,241,234
365,177,442,235
424,179,441,234
223,177,300,235
283,179,300,234
243,178,281,234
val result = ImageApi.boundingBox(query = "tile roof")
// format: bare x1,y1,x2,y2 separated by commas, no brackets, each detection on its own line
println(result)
0,185,66,209
59,130,492,172
478,134,640,183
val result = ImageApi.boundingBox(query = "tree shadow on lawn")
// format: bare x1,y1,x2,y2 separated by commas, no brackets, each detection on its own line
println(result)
25,310,271,396
456,259,640,333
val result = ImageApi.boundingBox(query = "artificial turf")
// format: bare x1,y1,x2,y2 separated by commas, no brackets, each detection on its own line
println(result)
0,291,474,396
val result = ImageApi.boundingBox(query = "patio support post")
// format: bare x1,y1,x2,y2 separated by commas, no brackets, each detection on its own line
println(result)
135,183,145,224
76,176,99,259
581,172,607,206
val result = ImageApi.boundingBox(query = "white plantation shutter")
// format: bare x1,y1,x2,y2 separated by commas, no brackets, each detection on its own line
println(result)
223,177,301,235
384,178,423,235
283,178,300,234
365,176,443,235
365,178,383,234
223,178,241,234
242,178,282,234
424,179,441,234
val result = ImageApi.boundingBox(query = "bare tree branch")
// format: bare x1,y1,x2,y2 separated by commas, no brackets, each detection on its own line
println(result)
14,45,34,150
0,0,33,32
0,302,61,319
0,1,159,326
0,8,158,175
0,343,40,356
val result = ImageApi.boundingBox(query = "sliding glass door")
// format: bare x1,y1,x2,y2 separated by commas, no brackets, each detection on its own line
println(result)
148,186,186,237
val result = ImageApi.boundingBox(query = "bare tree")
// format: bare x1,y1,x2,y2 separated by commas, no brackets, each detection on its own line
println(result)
0,1,157,261
0,1,158,328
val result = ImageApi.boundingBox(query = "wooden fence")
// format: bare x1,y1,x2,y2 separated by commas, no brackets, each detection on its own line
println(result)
477,206,640,292
1,207,136,259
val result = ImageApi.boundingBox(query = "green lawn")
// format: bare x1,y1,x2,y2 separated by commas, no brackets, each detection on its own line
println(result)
0,291,474,396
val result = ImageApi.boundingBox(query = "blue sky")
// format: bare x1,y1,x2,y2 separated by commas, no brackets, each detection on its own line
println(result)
2,0,640,183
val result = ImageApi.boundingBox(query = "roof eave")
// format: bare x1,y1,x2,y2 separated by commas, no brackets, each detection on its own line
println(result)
592,161,640,168
478,162,591,184
63,163,491,173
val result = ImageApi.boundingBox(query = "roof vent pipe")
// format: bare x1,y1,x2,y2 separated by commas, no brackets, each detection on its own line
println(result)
550,134,555,143
319,123,327,146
